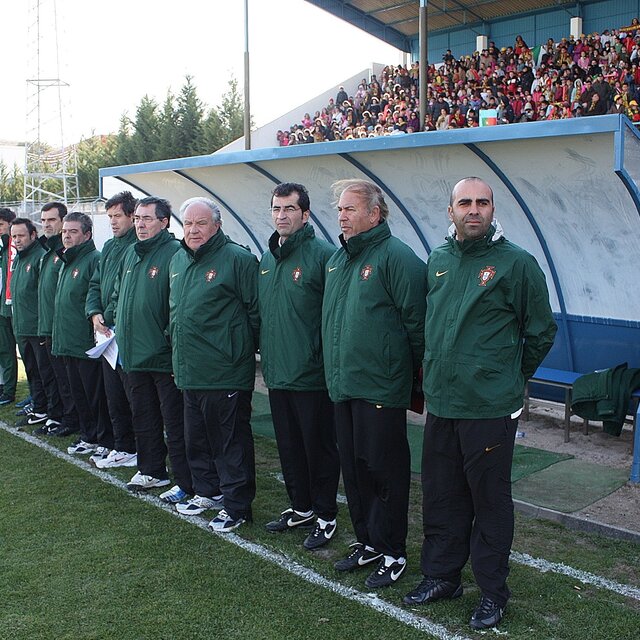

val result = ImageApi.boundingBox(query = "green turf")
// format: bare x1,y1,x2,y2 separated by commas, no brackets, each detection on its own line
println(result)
2,381,640,639
511,445,573,482
513,458,630,513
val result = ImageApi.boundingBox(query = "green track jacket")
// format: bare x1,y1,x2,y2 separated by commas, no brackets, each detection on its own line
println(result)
38,234,64,338
322,221,427,409
114,229,180,373
423,222,557,419
85,226,136,326
52,239,100,359
11,239,46,338
169,230,259,391
258,224,334,391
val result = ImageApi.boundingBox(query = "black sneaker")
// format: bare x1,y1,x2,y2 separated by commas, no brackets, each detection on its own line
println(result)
303,519,336,550
26,412,48,425
32,423,50,436
0,394,15,406
469,596,505,630
16,403,34,416
48,423,79,437
402,577,463,605
365,555,407,589
334,543,382,572
265,508,314,532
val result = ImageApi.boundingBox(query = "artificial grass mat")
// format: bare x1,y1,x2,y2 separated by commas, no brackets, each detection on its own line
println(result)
253,391,586,489
512,458,629,513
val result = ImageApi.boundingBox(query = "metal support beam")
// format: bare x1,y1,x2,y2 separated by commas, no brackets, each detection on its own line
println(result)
419,0,428,131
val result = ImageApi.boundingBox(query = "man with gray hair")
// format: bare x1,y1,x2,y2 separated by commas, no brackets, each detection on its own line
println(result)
169,197,259,532
322,179,427,588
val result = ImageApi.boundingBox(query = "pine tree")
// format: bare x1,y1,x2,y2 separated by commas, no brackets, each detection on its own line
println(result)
175,76,204,157
157,91,179,160
130,95,160,163
217,77,246,147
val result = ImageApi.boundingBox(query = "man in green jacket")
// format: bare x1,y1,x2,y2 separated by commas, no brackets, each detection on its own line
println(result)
37,202,79,437
85,191,137,469
322,179,427,588
259,183,340,549
403,177,557,630
52,212,112,457
10,218,62,430
169,197,258,532
0,207,18,405
114,196,192,498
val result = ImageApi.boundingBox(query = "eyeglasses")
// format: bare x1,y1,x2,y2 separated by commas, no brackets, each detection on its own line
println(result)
270,205,301,215
133,215,159,224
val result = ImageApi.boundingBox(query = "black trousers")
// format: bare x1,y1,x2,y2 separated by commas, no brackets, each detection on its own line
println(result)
127,371,192,492
269,389,339,521
334,400,410,558
64,356,112,448
420,413,518,607
183,389,255,519
102,361,135,454
45,338,78,429
18,336,62,419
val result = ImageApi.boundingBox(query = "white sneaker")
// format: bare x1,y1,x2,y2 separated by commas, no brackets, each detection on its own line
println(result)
67,440,97,455
176,494,224,515
159,485,189,504
89,447,110,466
95,450,138,469
126,471,170,491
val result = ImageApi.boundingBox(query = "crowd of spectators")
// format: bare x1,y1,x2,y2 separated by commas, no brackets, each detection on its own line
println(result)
277,17,640,145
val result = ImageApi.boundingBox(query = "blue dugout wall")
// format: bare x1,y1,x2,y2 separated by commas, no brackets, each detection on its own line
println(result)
100,115,640,375
413,0,640,61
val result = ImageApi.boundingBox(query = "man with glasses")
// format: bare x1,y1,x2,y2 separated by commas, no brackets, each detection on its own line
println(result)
113,197,192,498
259,183,340,549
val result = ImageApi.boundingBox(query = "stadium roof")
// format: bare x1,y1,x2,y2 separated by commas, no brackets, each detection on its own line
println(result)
304,1,596,51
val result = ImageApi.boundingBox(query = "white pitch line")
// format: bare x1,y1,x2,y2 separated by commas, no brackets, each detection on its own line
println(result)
4,423,640,634
1,423,470,640
274,476,640,602
510,551,640,601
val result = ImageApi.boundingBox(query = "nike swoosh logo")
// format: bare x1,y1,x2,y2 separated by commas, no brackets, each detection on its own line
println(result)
261,269,270,275
436,270,448,277
485,444,501,453
390,566,406,581
328,267,337,272
171,273,179,278
227,391,238,398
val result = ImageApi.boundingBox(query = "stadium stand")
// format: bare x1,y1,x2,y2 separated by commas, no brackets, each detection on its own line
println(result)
278,17,640,144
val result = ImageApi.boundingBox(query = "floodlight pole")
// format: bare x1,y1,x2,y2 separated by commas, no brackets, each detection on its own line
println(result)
419,0,428,131
244,0,251,150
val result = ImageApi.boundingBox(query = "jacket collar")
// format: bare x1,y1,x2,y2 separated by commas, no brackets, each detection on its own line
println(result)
446,219,505,254
180,228,227,261
40,233,63,254
268,223,315,259
113,226,137,245
134,228,173,257
16,239,42,259
339,220,390,258
59,238,96,264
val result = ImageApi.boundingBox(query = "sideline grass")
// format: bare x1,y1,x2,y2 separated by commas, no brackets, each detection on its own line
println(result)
0,429,437,640
2,383,640,639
